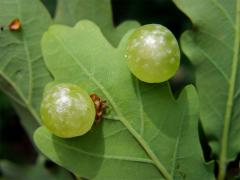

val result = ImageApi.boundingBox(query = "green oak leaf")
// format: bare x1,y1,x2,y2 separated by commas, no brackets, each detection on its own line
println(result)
0,0,52,133
54,0,140,46
34,21,214,180
173,0,240,179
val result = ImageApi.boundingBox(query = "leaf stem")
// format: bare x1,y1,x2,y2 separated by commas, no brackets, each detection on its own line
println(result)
218,1,240,179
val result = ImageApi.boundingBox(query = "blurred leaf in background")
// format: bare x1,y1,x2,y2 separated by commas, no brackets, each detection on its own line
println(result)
0,158,73,180
0,91,37,164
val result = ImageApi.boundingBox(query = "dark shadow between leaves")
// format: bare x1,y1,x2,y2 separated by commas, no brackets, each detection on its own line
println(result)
198,120,213,162
51,122,104,179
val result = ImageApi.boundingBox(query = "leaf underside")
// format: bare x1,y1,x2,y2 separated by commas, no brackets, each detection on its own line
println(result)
173,0,240,177
0,0,53,134
34,21,214,180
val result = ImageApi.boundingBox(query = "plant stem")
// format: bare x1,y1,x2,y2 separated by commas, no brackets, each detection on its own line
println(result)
218,1,240,179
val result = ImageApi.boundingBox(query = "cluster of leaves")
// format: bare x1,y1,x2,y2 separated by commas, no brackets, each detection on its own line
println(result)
0,0,239,179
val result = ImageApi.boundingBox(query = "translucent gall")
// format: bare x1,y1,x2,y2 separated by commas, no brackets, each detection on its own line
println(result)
125,24,180,83
40,83,95,138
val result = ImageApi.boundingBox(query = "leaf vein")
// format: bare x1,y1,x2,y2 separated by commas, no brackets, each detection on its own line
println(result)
211,0,235,29
170,110,185,177
199,30,232,51
41,132,154,164
134,78,144,135
103,128,127,139
198,46,229,81
0,71,40,122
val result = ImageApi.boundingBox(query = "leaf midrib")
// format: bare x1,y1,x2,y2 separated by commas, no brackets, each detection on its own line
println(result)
50,31,173,180
219,1,240,179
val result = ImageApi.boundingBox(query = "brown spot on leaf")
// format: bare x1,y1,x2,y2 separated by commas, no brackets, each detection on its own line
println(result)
9,18,21,31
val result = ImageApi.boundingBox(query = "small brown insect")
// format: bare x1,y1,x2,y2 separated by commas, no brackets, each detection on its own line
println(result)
9,18,21,31
90,93,107,123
